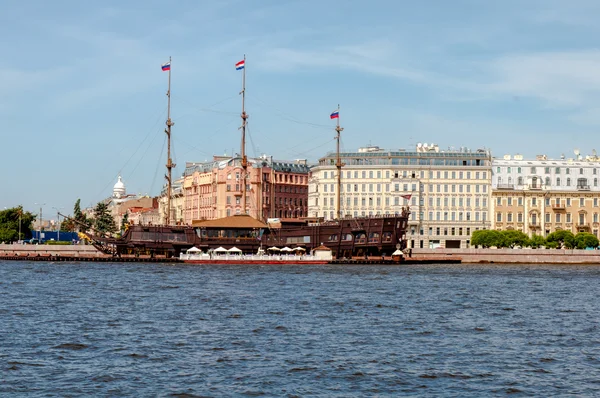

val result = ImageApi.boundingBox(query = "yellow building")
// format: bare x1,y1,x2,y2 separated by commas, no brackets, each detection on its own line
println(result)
492,153,600,237
308,144,493,249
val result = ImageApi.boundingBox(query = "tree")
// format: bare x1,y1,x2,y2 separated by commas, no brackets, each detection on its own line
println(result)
121,212,129,231
60,218,76,232
471,229,505,248
529,234,546,249
73,198,91,232
546,230,575,249
93,202,116,236
0,206,36,242
501,230,529,248
574,232,599,249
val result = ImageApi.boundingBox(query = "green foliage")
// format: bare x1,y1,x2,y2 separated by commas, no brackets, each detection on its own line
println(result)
0,206,36,242
73,199,91,232
93,202,116,236
45,241,72,245
121,213,129,231
546,230,575,249
60,218,76,232
501,230,529,248
545,240,559,249
471,229,505,248
574,232,599,249
529,234,546,249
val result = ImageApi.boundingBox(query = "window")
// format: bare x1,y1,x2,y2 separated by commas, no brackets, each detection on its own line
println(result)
557,177,561,186
567,198,571,206
545,177,551,186
545,167,550,174
518,177,524,185
580,198,585,207
497,197,502,206
517,167,521,173
518,197,523,206
518,213,523,222
507,197,512,205
566,178,571,187
556,213,561,222
555,167,560,173
580,168,584,175
566,168,570,175
497,212,502,222
545,213,550,223
531,167,536,173
532,197,537,206
507,213,513,222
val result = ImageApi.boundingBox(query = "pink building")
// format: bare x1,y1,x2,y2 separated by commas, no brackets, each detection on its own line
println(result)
183,155,310,224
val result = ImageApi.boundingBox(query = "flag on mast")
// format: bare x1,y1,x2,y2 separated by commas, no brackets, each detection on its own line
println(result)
330,110,339,119
161,61,171,71
235,59,245,70
401,194,412,200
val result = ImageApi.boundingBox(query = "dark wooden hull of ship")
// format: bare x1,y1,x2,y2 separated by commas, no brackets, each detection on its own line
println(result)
103,215,408,259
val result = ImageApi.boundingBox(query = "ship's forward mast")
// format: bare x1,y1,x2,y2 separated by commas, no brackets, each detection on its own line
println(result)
237,55,249,215
331,106,344,219
162,57,176,225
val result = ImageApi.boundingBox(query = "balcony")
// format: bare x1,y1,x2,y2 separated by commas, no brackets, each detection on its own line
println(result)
527,184,542,190
496,184,515,190
577,185,591,191
551,203,565,211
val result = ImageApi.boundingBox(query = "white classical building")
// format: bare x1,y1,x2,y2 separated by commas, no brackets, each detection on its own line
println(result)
308,144,493,249
492,151,600,236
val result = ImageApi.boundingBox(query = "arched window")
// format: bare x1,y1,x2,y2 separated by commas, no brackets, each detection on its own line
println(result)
545,177,551,186
518,177,523,185
508,177,513,184
566,178,571,187
556,178,561,186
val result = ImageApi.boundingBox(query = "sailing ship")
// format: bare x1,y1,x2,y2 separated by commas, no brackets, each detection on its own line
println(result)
92,57,410,259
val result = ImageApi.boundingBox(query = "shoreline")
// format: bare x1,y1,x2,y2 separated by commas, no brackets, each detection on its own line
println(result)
2,244,600,265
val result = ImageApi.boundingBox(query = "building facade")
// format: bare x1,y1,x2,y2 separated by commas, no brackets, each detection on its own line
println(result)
308,144,492,249
492,153,600,237
182,155,310,224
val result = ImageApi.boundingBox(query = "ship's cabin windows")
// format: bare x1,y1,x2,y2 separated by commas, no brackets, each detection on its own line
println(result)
382,232,392,243
342,233,353,241
368,232,380,243
355,233,366,244
328,234,339,241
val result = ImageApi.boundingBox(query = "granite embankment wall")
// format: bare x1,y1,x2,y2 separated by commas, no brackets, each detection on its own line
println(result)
412,248,600,264
0,244,105,258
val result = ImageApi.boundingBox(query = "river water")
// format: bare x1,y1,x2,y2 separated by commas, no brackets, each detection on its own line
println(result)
1,261,599,396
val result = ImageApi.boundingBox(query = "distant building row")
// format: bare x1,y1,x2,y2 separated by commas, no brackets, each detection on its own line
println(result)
148,144,600,249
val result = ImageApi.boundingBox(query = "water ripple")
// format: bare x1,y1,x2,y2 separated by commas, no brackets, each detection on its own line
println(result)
1,261,600,396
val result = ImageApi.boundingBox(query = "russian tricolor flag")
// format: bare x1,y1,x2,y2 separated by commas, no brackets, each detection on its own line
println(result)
236,59,245,70
161,62,171,71
330,110,339,119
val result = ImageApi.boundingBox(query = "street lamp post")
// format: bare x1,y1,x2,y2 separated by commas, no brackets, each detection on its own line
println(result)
53,207,64,241
35,203,46,242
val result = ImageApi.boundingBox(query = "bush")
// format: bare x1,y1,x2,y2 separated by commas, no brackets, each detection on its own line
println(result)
45,241,73,245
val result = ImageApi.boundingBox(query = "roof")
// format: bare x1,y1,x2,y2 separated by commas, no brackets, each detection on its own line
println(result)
191,214,268,228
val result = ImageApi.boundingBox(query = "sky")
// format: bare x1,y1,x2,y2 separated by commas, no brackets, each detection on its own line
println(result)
3,0,600,218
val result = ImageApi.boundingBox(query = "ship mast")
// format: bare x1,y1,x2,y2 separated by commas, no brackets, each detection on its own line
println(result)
165,56,175,225
240,55,248,215
335,105,344,219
